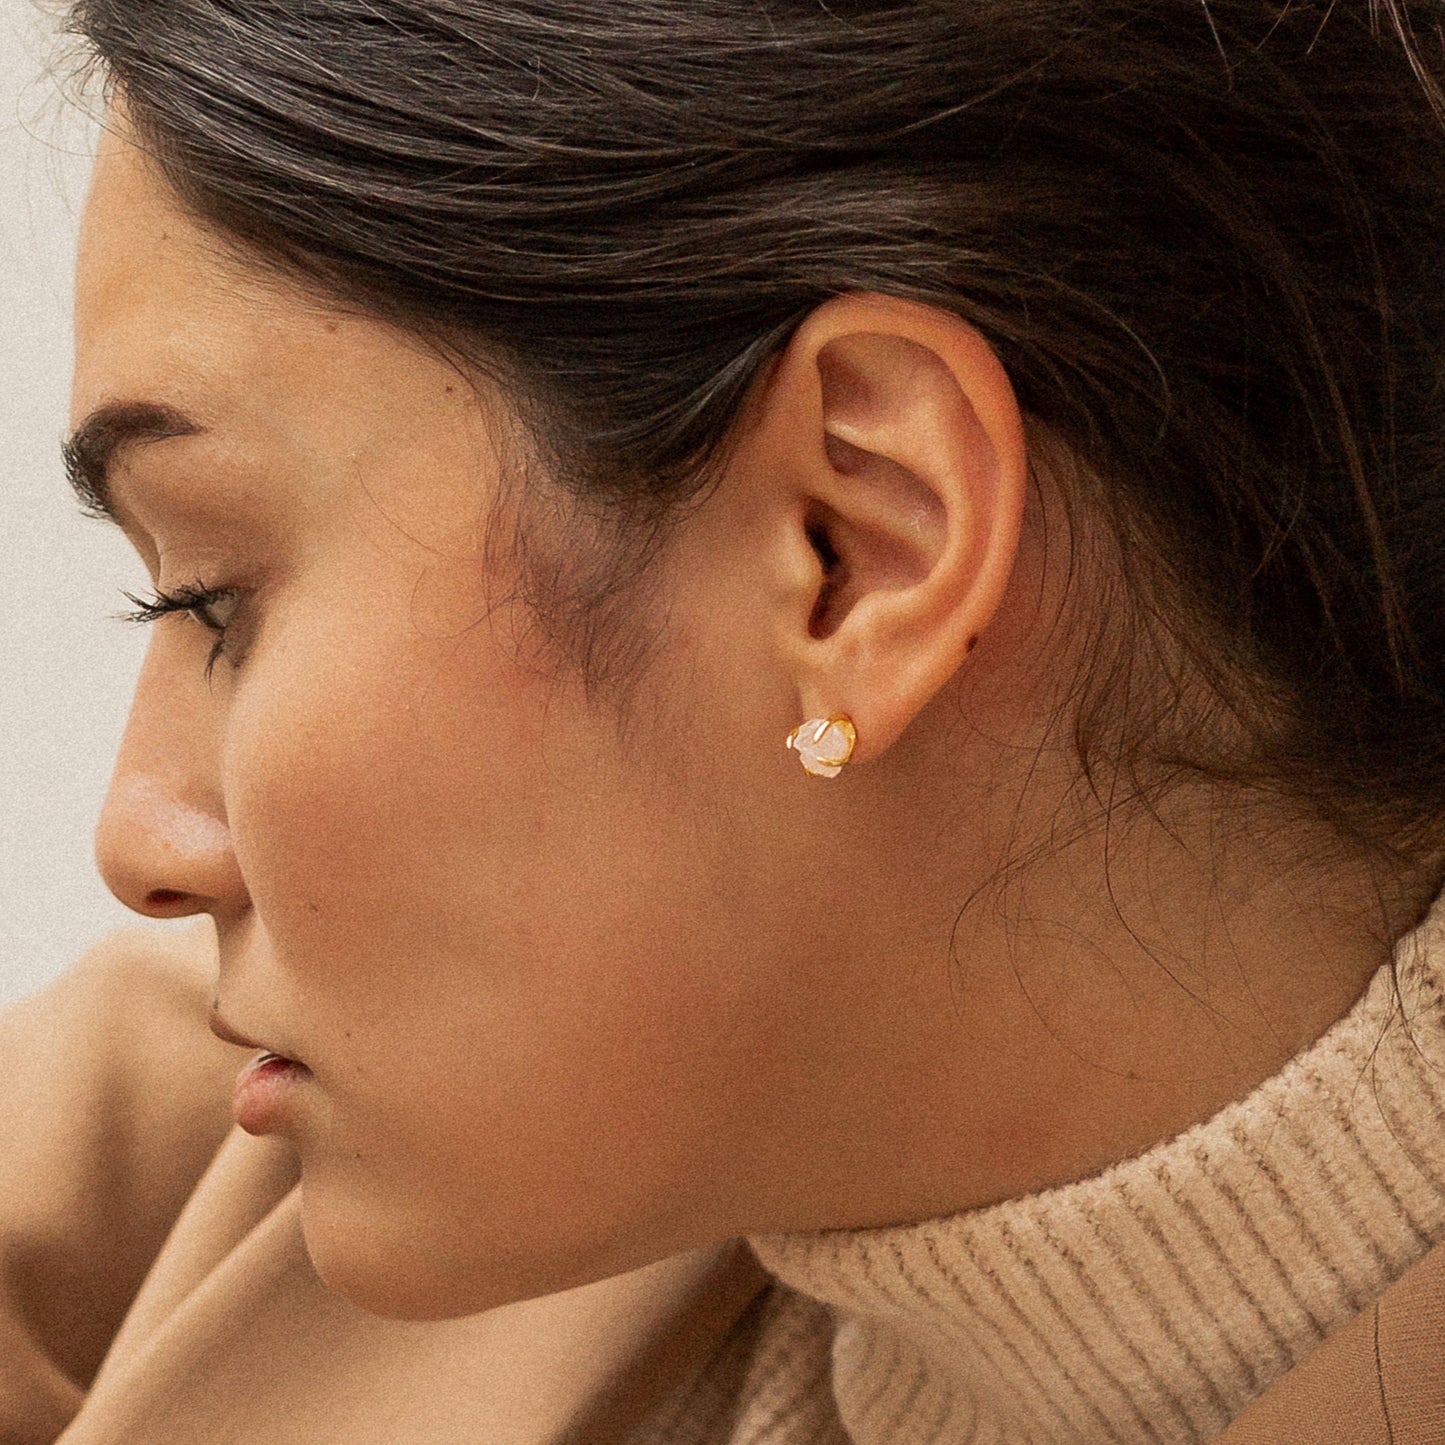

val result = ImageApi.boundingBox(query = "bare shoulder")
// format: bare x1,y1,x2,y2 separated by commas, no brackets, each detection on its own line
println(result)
2,919,241,1104
66,919,219,1012
0,922,240,1408
26,919,219,1026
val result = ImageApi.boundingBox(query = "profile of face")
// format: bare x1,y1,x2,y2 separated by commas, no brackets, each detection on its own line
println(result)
75,123,1387,1323
70,118,1035,1319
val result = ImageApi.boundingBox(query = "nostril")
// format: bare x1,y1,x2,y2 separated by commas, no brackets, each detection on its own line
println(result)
145,888,192,912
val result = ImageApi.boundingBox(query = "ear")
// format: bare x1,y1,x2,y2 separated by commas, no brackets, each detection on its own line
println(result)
745,292,1027,766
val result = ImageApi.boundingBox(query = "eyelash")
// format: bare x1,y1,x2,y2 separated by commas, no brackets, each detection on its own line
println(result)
119,581,241,681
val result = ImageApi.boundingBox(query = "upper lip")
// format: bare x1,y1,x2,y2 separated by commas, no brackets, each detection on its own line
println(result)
208,1002,298,1062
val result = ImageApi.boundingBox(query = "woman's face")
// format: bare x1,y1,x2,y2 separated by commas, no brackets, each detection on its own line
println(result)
74,120,1397,1324
74,131,983,1319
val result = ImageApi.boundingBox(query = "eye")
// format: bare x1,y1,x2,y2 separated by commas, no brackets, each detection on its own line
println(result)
118,581,245,680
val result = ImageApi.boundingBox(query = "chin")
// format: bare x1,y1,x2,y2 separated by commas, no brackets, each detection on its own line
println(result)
315,1263,504,1322
297,1187,625,1322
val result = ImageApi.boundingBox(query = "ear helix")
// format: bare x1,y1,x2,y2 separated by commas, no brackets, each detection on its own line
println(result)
785,716,857,778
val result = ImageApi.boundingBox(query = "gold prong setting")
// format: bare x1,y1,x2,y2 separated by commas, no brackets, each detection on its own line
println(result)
786,716,857,778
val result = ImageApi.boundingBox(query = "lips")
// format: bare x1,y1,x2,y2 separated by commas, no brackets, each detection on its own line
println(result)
232,1049,312,1134
208,1001,314,1132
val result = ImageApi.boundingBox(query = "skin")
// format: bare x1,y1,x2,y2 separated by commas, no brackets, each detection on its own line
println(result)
76,126,1438,1322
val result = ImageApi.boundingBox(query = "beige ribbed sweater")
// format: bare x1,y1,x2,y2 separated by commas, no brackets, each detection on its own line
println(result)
635,895,1445,1444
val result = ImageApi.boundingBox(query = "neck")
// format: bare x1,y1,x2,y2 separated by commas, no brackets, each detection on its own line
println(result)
747,882,1445,1444
797,763,1438,1233
958,785,1424,1193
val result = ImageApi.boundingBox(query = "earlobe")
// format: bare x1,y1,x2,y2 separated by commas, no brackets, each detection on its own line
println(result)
768,293,1028,766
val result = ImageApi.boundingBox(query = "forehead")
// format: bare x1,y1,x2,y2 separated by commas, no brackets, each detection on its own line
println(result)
71,129,487,469
69,127,521,572
71,135,320,442
73,131,280,424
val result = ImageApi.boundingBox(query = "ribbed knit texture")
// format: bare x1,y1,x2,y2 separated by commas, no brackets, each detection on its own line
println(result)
636,894,1445,1444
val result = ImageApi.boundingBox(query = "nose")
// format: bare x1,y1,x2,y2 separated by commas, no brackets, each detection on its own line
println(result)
95,645,248,921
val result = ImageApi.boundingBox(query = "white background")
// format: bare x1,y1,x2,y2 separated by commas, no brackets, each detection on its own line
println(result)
0,0,159,1005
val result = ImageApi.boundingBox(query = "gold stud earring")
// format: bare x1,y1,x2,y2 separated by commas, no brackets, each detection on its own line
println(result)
786,716,858,778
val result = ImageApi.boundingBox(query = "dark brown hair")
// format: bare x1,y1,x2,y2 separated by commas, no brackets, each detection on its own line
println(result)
68,0,1445,855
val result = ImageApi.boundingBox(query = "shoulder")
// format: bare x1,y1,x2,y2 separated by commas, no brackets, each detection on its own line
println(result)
54,917,218,1004
1216,1239,1445,1443
0,923,242,1409
5,920,220,1052
0,919,242,1160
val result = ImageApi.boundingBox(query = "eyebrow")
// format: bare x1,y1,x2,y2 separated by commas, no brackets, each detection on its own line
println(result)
62,402,202,524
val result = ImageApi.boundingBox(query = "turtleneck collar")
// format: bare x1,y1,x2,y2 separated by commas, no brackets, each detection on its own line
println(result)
747,894,1445,1443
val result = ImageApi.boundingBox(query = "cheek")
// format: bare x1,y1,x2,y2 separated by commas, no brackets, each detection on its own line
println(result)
228,578,622,1026
221,595,790,1311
